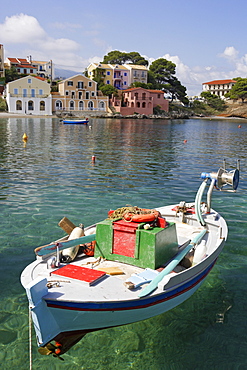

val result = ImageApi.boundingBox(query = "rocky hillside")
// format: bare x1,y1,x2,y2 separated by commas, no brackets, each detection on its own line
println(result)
219,101,247,118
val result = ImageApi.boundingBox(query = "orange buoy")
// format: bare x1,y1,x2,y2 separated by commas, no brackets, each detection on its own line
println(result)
123,209,160,223
184,140,187,143
92,155,96,162
238,125,242,128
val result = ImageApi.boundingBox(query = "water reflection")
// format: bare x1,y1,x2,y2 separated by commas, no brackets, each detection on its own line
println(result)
0,117,246,369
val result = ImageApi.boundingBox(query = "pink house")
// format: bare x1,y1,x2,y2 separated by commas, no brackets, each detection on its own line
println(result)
110,87,169,116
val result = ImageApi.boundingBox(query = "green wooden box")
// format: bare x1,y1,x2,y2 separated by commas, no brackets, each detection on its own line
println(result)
95,219,178,269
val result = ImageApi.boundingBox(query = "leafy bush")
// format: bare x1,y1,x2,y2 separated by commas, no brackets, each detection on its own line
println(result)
0,97,7,111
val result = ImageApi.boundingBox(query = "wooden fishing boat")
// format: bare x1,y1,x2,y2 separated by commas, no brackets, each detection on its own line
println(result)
63,119,89,124
21,162,240,359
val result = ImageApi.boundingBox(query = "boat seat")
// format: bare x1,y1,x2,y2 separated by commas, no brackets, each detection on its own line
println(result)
125,268,159,289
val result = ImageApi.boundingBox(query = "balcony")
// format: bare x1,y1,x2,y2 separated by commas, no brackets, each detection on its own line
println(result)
77,85,86,90
9,93,50,98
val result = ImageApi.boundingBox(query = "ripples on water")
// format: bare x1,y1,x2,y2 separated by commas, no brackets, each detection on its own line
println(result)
0,117,246,369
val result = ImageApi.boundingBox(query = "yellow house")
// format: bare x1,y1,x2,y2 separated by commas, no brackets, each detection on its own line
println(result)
87,63,114,86
5,75,52,115
52,74,108,113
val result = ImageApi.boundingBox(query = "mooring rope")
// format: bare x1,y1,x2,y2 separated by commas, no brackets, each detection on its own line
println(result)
29,309,32,370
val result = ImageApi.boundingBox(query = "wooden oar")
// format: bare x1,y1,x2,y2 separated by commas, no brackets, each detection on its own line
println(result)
35,234,96,256
138,229,207,298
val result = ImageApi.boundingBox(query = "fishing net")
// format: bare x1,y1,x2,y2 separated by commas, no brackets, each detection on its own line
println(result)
107,206,153,220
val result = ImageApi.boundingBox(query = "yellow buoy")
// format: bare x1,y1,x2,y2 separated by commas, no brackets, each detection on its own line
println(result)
23,133,28,141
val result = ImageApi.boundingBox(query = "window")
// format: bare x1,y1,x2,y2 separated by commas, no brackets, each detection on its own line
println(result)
79,91,82,99
30,69,33,73
28,100,34,110
99,101,105,110
142,102,146,108
124,72,127,76
91,92,95,97
78,81,84,89
79,101,84,110
124,81,127,85
157,94,160,98
56,100,62,110
71,91,75,98
39,89,43,96
107,71,110,75
107,80,110,84
89,81,92,87
28,78,32,84
40,101,45,111
65,91,69,96
31,89,35,97
67,81,73,86
16,100,22,110
69,100,74,110
23,89,27,97
14,88,18,95
86,92,89,99
88,101,94,110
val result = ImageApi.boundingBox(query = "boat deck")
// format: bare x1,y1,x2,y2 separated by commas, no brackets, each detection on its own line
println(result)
21,208,224,304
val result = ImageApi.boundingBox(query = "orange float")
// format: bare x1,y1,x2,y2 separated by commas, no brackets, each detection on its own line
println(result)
82,241,95,256
123,209,160,223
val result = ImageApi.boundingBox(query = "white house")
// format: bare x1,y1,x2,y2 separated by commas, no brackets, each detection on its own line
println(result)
5,75,52,115
202,79,237,98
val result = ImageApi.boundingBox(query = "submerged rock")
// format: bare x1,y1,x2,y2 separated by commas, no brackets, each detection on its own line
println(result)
0,330,17,344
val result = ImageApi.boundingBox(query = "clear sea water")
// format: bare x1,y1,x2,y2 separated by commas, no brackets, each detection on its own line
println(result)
0,116,246,370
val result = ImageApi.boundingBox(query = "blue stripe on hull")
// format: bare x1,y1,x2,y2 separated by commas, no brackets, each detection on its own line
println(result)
46,260,216,312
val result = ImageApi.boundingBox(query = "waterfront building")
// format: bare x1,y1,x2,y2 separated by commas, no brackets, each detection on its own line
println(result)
5,57,53,80
124,64,148,86
87,63,114,87
202,79,237,98
0,44,4,95
5,57,38,75
0,44,4,79
87,63,148,89
52,74,108,114
5,75,52,115
110,87,169,116
29,58,54,80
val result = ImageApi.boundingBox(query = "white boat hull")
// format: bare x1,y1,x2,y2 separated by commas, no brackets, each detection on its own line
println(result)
21,202,228,356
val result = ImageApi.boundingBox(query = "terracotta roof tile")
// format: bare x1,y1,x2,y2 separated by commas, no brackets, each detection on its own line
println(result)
203,79,237,85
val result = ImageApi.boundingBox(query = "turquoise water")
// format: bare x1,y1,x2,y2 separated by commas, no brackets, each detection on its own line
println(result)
0,117,246,370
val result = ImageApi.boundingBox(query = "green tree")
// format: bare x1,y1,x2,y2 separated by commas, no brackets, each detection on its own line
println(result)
92,67,106,88
149,58,188,103
225,78,247,102
130,81,154,89
200,91,226,111
103,50,148,66
99,84,118,97
5,66,20,83
0,96,7,111
166,77,189,105
149,58,176,87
